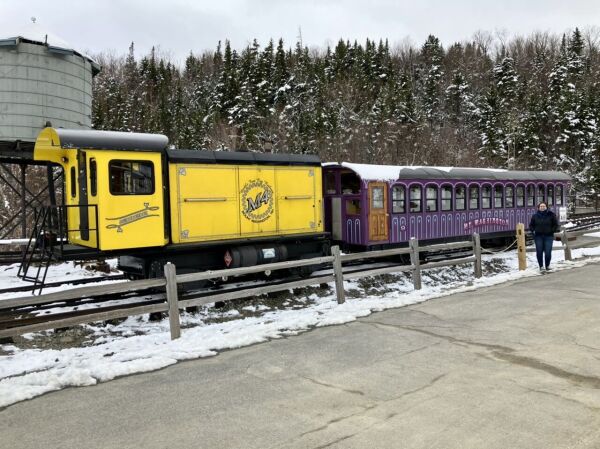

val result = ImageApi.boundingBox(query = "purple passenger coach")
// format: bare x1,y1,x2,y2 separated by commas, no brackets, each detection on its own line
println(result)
322,163,571,249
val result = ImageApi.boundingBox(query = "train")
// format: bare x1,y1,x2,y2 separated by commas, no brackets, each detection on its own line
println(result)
26,127,570,281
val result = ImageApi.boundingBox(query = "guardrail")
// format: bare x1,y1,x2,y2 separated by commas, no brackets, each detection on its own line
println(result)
0,235,483,340
558,228,599,261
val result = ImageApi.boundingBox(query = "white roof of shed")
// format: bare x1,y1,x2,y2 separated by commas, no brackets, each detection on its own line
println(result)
0,22,99,67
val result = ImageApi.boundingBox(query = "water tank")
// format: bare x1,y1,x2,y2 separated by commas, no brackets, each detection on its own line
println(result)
0,23,101,142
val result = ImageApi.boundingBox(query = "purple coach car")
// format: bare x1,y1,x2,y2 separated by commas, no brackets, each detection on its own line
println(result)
323,163,571,249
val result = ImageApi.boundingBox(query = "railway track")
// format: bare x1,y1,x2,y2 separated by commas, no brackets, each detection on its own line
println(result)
0,260,406,334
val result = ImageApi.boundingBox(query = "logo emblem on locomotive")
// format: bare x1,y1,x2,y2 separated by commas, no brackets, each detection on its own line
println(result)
241,179,274,223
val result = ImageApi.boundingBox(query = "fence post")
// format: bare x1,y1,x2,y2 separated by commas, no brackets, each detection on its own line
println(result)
561,229,573,261
331,245,345,304
472,233,482,278
409,238,422,290
164,262,181,340
516,223,527,271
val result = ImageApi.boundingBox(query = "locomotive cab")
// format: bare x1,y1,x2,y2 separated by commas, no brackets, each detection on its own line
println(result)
33,127,168,252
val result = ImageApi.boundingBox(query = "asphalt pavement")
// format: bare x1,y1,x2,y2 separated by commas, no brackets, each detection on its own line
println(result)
2,261,600,449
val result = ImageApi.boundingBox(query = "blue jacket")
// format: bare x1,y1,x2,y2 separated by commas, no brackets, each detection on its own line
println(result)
529,210,559,236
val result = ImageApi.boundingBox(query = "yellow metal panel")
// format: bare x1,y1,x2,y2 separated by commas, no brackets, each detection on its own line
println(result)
175,165,240,242
238,167,277,235
275,167,319,233
95,152,165,251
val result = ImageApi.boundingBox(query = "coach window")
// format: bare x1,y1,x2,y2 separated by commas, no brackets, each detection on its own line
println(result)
505,185,514,207
547,184,554,206
70,166,76,198
482,185,492,209
409,185,422,213
90,158,97,197
441,185,452,211
340,171,360,194
426,185,438,212
346,199,361,215
392,185,406,213
455,185,466,210
109,160,154,195
537,184,545,205
516,185,525,207
556,185,564,206
371,187,384,209
469,185,479,209
526,184,535,207
325,171,337,194
494,184,503,208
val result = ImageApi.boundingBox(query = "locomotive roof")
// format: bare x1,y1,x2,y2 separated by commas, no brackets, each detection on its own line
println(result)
326,162,571,182
166,149,321,166
51,128,169,152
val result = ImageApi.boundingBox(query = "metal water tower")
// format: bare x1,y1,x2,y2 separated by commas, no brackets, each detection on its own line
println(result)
0,21,100,142
0,21,101,247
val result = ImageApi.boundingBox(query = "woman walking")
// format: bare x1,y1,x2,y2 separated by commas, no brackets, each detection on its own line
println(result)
529,202,560,271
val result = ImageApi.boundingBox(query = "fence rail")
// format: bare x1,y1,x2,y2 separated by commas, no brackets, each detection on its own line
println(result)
1,227,595,341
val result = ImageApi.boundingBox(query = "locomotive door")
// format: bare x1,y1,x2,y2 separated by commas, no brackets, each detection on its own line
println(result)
77,150,89,241
368,182,388,241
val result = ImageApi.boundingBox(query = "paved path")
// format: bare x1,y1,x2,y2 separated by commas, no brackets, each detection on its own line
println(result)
2,262,600,449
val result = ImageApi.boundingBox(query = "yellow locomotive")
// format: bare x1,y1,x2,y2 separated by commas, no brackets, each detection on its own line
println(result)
32,127,327,277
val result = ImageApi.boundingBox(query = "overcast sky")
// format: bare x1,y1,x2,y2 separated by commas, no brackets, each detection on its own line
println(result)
2,0,600,63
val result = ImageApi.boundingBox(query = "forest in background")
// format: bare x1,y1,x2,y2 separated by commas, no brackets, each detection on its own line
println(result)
92,28,600,196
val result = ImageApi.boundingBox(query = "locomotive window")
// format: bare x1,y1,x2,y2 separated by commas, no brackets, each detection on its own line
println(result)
90,158,97,197
392,185,406,213
426,185,438,212
325,171,337,194
455,185,466,210
527,185,535,206
481,185,492,209
547,185,554,206
441,185,452,211
516,185,525,207
505,185,514,207
469,185,479,209
409,185,422,213
109,160,154,195
341,171,360,194
494,185,503,208
70,166,76,198
371,187,384,209
346,199,361,215
537,184,545,205
556,185,563,206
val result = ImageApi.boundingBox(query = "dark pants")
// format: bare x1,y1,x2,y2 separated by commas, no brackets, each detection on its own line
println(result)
534,234,554,268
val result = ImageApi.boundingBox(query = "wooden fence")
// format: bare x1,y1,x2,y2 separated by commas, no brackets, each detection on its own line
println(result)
0,235,482,340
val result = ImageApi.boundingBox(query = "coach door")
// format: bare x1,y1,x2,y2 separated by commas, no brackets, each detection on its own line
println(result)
77,150,89,241
368,182,388,241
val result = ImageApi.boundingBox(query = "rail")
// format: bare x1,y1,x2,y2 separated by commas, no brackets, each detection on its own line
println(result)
5,227,596,341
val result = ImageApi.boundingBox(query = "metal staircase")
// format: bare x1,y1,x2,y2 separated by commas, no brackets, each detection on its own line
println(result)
17,207,57,294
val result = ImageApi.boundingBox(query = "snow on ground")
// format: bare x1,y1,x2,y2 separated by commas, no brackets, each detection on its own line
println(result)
1,242,600,408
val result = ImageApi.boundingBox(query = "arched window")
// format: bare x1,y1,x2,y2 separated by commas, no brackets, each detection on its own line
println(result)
505,185,514,208
392,185,406,213
494,184,503,208
455,185,466,210
482,185,492,209
441,185,452,211
556,185,564,206
547,184,554,206
409,185,422,213
516,185,525,207
426,185,438,212
526,184,535,207
537,184,545,205
469,185,479,209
